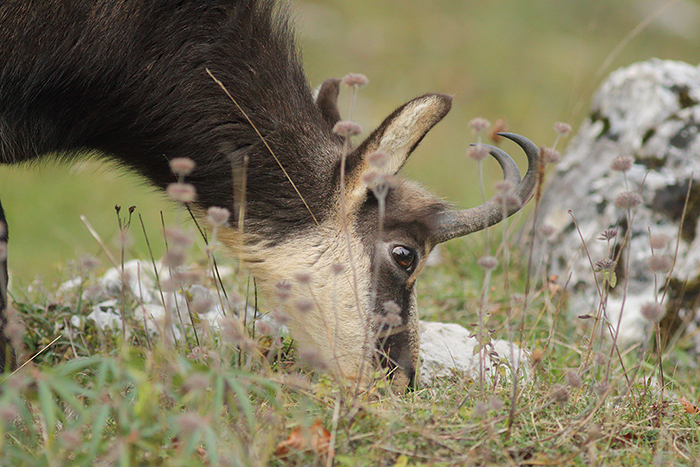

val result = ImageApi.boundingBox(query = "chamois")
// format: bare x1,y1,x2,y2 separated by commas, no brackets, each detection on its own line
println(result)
0,0,538,386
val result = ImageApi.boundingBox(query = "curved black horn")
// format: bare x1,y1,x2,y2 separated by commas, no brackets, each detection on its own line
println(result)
432,132,539,244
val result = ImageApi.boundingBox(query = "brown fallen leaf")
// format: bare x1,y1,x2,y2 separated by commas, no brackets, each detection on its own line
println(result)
274,419,332,459
679,397,700,415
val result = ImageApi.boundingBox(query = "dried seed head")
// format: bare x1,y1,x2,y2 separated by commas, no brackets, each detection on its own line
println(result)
553,122,572,137
333,120,362,137
494,191,522,209
542,147,562,165
494,180,514,193
368,151,389,169
467,144,489,161
647,254,672,274
565,370,583,389
469,117,491,134
610,155,634,172
169,157,196,177
362,171,378,186
640,301,666,322
538,224,557,239
293,271,312,285
377,312,402,328
478,255,498,271
166,182,197,203
294,298,314,314
342,73,368,88
594,383,609,399
271,310,290,326
165,227,194,248
593,352,607,366
369,173,397,200
190,295,214,315
614,191,642,210
206,206,230,227
489,118,507,142
78,254,100,271
220,316,246,344
594,258,616,272
275,281,292,302
383,300,401,315
649,234,670,251
549,385,570,405
598,229,617,241
298,347,328,371
163,247,186,268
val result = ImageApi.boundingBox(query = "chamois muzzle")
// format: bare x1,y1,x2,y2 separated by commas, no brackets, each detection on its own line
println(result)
431,132,539,244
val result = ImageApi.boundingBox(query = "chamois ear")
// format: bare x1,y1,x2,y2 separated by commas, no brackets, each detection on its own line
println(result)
316,78,342,126
345,94,452,198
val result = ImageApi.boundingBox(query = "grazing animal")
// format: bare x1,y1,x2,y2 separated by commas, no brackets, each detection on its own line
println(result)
0,0,538,386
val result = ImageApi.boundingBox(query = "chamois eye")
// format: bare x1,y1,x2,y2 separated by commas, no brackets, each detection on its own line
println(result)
391,245,416,271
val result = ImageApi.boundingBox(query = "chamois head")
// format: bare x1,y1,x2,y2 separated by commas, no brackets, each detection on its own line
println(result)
219,78,539,388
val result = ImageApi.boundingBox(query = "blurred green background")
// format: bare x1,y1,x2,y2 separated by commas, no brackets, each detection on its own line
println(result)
1,0,699,284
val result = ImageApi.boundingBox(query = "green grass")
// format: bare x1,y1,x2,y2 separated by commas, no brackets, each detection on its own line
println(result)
2,219,699,465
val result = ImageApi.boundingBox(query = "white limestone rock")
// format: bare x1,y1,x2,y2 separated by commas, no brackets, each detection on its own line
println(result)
537,59,700,345
419,321,527,386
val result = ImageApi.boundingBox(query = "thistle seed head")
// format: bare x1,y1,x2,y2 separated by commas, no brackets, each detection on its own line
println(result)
538,224,557,239
298,347,328,371
467,144,489,162
594,258,616,272
78,254,100,271
640,301,666,322
549,385,570,405
293,271,312,285
333,120,362,137
614,191,642,210
649,234,670,251
342,73,368,88
565,370,583,389
478,255,498,271
294,298,314,314
165,227,194,248
383,300,401,316
598,229,617,241
206,206,230,227
166,182,197,203
494,180,514,193
169,157,196,177
553,122,572,137
469,117,491,134
163,247,186,268
647,254,672,274
542,147,562,165
275,281,292,302
610,155,634,172
368,151,389,169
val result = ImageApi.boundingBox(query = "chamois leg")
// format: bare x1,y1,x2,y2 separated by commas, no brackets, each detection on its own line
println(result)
0,200,14,372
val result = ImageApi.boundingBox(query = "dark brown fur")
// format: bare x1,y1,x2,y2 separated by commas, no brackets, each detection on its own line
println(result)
0,0,538,386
